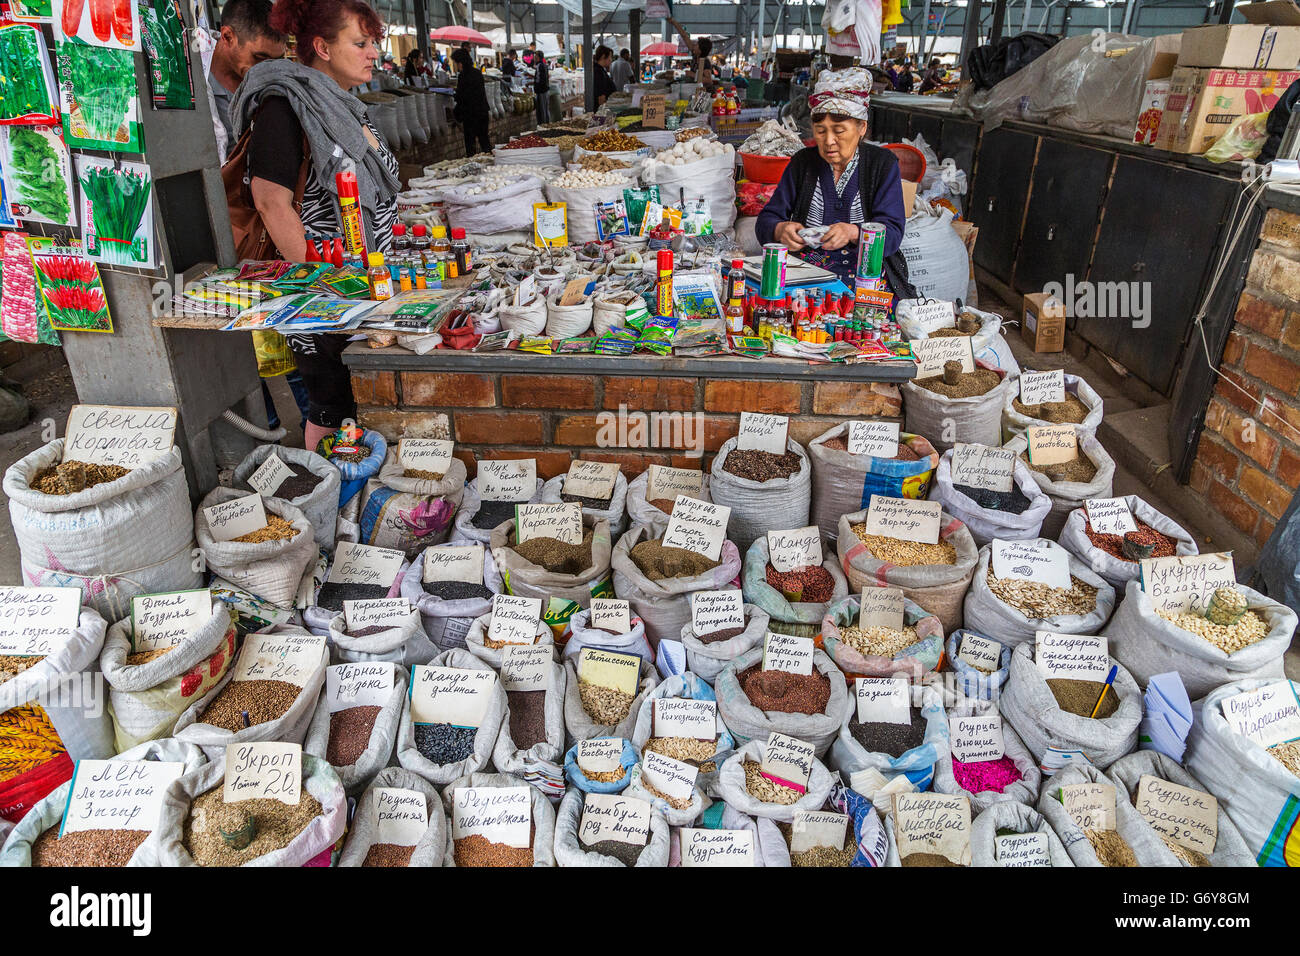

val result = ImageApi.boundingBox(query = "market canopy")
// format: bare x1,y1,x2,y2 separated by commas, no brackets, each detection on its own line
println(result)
430,25,493,46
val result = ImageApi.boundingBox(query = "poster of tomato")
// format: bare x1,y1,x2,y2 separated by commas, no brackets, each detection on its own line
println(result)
53,0,141,51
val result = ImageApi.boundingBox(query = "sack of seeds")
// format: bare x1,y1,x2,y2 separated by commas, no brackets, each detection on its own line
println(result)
396,649,506,785
680,602,770,684
172,624,328,756
1185,678,1300,865
1000,643,1141,770
552,787,671,867
195,488,317,609
1057,496,1198,588
563,656,659,748
931,450,1052,546
820,593,944,680
931,701,1040,813
4,442,201,621
304,551,411,635
233,446,341,552
625,470,713,539
1003,430,1116,540
563,737,640,793
1105,750,1256,866
325,427,387,486
825,782,892,867
807,426,940,544
0,737,205,868
464,610,555,668
903,360,1013,453
741,536,848,640
540,471,629,538
1035,763,1179,867
155,752,347,867
326,602,433,666
714,646,852,757
493,658,566,777
399,546,497,655
358,480,458,560
623,758,708,826
714,739,836,823
442,770,557,867
99,601,239,751
836,506,979,634
709,437,813,554
611,525,743,648
1102,580,1292,701
450,476,545,555
944,628,1012,701
562,607,654,670
1002,372,1105,441
896,303,1003,359
490,514,614,614
963,543,1116,647
970,801,1075,867
630,673,735,793
667,802,791,866
304,664,409,796
337,767,447,867
829,682,948,790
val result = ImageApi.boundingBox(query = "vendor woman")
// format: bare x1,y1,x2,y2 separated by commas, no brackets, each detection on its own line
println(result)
756,68,914,295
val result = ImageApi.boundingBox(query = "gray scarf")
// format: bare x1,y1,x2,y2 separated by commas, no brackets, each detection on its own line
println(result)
231,59,400,215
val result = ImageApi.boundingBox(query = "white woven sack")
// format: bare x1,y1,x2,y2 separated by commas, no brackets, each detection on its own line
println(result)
561,607,654,669
551,786,670,867
563,656,659,748
463,611,554,668
496,293,548,335
441,770,557,866
544,180,635,244
1003,430,1116,540
714,738,835,822
337,767,447,866
1057,495,1197,588
680,603,769,685
303,664,409,795
708,437,812,554
327,603,434,665
713,646,852,757
903,363,1013,453
895,302,1002,359
1035,762,1179,866
195,487,316,609
1002,373,1105,441
625,470,712,539
233,446,341,552
641,147,737,232
970,801,1075,866
395,649,505,786
540,472,628,538
931,701,1041,814
494,143,562,166
622,760,707,826
492,661,567,777
545,291,595,338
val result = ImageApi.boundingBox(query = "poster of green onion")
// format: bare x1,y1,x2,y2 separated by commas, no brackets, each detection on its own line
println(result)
56,38,143,151
76,155,156,268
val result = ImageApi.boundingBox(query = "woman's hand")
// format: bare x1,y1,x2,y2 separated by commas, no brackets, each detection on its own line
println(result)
774,221,807,251
819,222,861,251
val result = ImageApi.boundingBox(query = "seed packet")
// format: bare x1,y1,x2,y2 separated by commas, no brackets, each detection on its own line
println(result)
728,334,767,359
278,262,334,284
556,336,597,353
682,197,712,236
316,267,371,297
595,326,637,354
622,185,659,232
223,294,313,331
274,295,373,332
474,329,517,351
636,315,677,355
594,199,630,240
517,336,555,353
236,260,291,281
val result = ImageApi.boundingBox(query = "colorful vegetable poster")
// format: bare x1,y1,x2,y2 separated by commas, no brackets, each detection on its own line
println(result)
0,21,60,125
1,125,77,227
27,236,112,332
54,0,141,51
8,0,53,23
1,230,59,344
76,155,156,267
139,0,192,110
0,150,17,228
56,39,143,151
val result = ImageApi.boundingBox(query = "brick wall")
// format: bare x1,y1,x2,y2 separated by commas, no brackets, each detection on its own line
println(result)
351,368,903,479
1188,206,1300,549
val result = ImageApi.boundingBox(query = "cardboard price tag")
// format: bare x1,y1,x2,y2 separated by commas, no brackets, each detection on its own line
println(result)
995,832,1051,867
1060,782,1116,831
950,443,1015,494
579,793,652,847
398,438,454,475
847,420,900,457
736,411,789,454
486,594,542,646
423,543,485,585
328,542,405,588
500,643,553,692
577,737,623,774
1139,553,1236,615
762,632,814,675
130,589,209,653
0,586,81,656
1221,681,1300,748
1019,369,1066,406
1085,497,1138,536
62,403,177,468
992,539,1072,591
653,697,716,739
325,661,395,712
516,502,583,545
343,598,410,633
956,633,1002,672
790,810,848,853
761,732,814,792
478,459,536,502
223,742,301,805
913,336,974,378
855,677,911,724
409,665,497,727
690,589,745,636
950,714,1006,763
578,648,640,696
679,828,754,866
858,587,904,631
563,460,620,500
589,598,631,635
892,792,972,866
864,494,942,544
641,750,698,800
558,277,590,307
203,493,267,543
1035,631,1109,682
766,526,822,574
451,786,531,848
230,630,324,688
641,93,667,128
61,759,184,836
1026,425,1078,466
374,787,427,847
1134,774,1218,854
661,496,730,561
647,464,702,502
247,453,295,498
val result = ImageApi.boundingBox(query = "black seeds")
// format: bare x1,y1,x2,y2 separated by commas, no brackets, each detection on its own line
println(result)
952,482,1031,514
583,838,645,865
471,500,519,530
848,711,928,758
560,492,613,509
414,722,476,764
316,581,391,612
422,581,494,601
270,463,324,500
505,690,548,748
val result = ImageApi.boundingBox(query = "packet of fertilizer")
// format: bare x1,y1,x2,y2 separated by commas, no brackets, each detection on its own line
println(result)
622,186,660,232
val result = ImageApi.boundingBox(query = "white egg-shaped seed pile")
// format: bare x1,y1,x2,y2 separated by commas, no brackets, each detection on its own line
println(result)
552,168,631,188
654,137,733,166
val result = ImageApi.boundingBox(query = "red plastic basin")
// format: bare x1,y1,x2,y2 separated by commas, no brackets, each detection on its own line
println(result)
740,152,792,185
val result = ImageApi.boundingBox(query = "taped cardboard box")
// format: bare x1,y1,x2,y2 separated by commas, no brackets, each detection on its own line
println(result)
1022,292,1065,353
1154,66,1300,154
1177,24,1300,70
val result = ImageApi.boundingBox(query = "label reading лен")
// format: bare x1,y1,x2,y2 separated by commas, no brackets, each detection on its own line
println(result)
762,632,814,675
325,662,395,712
690,589,745,636
847,420,900,458
1060,782,1116,831
328,542,405,588
858,587,904,631
1019,369,1066,406
1139,552,1236,615
736,411,789,454
767,526,822,573
761,732,814,792
661,496,730,561
62,404,177,468
950,443,1015,494
131,589,210,653
1035,631,1109,682
957,633,1003,672
223,742,301,806
452,786,531,848
913,336,974,378
992,538,1072,591
856,677,911,725
409,665,496,727
653,698,716,740
398,438,453,475
61,759,185,836
246,453,295,498
342,598,410,633
516,502,583,545
578,648,640,696
641,750,698,801
679,828,754,867
423,543,485,585
0,586,80,656
790,810,848,853
647,465,702,502
950,715,1006,763
864,494,942,544
203,493,267,543
579,793,651,847
478,459,536,502
1026,425,1078,467
374,787,427,847
1134,774,1218,854
589,598,630,635
1085,497,1138,536
486,594,542,647
500,643,553,693
995,832,1051,867
230,631,325,688
892,792,972,866
1220,681,1300,748
577,738,623,775
563,460,620,500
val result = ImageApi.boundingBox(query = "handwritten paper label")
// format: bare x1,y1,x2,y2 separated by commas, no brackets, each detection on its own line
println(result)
762,632,814,675
767,526,822,573
325,662,395,712
516,502,583,545
247,453,295,498
1221,681,1300,748
130,589,210,653
343,598,410,633
478,459,536,502
63,404,177,468
1060,782,1116,831
893,792,972,865
864,494,942,544
578,648,640,696
951,443,1015,494
203,493,267,543
647,465,702,502
909,298,956,333
1019,369,1066,406
580,793,652,852
661,496,730,561
500,643,553,692
374,787,427,846
913,336,974,377
858,587,904,630
992,539,1071,591
736,411,789,454
409,665,496,727
589,598,630,635
957,633,1002,672
563,460,620,500
680,828,754,866
61,760,184,836
452,786,531,848
223,742,301,805
0,587,80,656
791,810,848,853
995,832,1051,867
641,93,666,128
398,438,453,475
558,278,589,307
847,420,900,457
514,274,536,306
577,738,623,774
1140,553,1236,615
328,542,405,588
1135,775,1217,854
1085,497,1137,536
641,750,698,800
950,715,1006,763
1026,424,1078,466
423,543,485,585
486,594,542,646
856,677,911,724
533,203,568,247
653,698,716,739
230,630,324,688
1035,631,1109,682
761,732,814,791
690,589,745,636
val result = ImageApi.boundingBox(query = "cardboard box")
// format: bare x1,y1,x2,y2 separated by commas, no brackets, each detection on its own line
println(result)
1148,33,1183,80
1177,24,1300,69
1022,292,1066,353
1241,1,1300,28
1154,66,1300,153
900,179,917,216
1134,78,1172,144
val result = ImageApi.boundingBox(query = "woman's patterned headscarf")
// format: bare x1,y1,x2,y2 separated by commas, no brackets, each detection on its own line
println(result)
808,67,872,120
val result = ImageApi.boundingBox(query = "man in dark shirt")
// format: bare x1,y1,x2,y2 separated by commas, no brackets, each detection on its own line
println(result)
534,51,551,124
207,0,285,162
593,45,616,105
502,49,517,78
452,47,492,155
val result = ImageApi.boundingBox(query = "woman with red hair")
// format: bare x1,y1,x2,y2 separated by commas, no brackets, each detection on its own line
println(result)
229,0,401,452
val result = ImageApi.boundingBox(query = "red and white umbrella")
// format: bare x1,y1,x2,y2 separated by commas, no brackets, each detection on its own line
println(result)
430,25,493,46
640,41,682,56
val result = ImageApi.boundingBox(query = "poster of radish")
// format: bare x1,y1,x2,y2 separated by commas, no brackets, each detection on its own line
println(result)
53,0,141,51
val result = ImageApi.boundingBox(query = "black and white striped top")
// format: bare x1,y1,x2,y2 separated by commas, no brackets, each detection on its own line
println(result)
806,153,862,227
